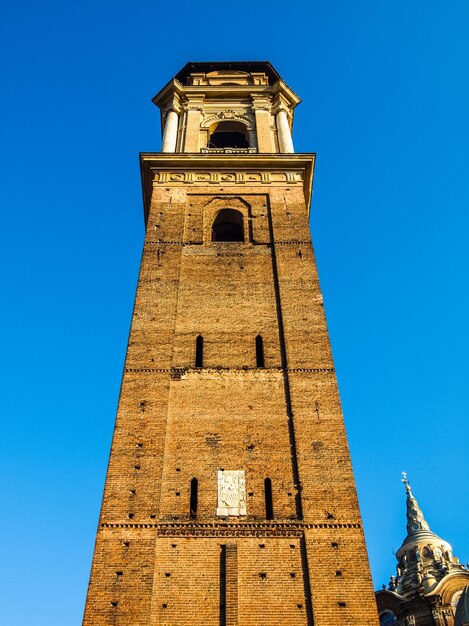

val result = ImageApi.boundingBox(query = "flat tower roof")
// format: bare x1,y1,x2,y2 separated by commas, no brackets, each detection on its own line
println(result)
174,61,281,85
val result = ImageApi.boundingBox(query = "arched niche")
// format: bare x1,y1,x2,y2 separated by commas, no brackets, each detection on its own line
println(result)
379,610,398,626
203,196,251,245
212,209,244,242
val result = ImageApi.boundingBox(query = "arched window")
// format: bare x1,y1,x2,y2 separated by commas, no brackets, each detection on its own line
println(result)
379,611,398,626
264,478,274,520
190,478,198,518
209,121,248,149
195,335,203,367
212,209,244,242
256,335,265,368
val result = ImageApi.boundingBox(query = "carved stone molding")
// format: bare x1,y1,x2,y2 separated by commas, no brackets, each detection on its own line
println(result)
217,470,247,517
153,171,303,186
100,521,362,535
123,366,335,376
181,101,204,112
158,525,304,538
200,147,257,154
201,109,254,130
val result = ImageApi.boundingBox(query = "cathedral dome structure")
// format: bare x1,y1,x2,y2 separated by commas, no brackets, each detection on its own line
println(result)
376,475,469,626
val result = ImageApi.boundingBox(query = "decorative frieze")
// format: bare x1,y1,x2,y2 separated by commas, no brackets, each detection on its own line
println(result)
200,147,257,154
123,366,334,375
99,521,362,536
201,109,254,130
154,170,303,186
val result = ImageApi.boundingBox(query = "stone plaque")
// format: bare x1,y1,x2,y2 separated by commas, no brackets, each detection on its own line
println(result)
217,470,246,516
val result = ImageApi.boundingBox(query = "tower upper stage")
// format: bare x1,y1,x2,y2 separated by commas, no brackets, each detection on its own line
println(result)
152,61,301,154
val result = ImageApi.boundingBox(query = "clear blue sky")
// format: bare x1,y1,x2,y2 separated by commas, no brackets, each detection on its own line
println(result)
1,1,468,623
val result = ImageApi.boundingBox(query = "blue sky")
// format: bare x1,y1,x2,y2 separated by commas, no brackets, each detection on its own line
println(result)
1,1,468,623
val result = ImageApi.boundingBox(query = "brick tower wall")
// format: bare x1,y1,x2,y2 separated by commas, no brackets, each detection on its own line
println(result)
83,168,379,626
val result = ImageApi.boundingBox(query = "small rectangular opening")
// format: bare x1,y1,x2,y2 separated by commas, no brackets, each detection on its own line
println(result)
264,478,274,520
220,545,226,626
195,335,203,368
190,478,198,518
255,335,265,368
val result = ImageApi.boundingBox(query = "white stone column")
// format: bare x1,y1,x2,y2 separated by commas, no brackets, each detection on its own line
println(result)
161,109,179,153
276,109,294,153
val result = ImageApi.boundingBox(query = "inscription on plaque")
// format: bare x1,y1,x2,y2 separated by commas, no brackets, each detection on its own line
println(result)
217,470,246,516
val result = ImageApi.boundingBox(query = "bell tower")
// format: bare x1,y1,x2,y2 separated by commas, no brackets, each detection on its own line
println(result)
156,62,297,155
83,61,379,626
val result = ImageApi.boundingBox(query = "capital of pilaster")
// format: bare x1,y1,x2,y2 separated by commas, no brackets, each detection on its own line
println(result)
181,96,205,113
251,97,272,112
184,104,204,112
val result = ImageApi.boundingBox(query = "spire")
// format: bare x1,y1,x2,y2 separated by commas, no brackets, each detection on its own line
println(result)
389,473,466,599
401,471,430,535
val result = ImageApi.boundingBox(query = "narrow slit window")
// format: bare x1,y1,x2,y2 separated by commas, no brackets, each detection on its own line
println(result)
220,545,226,626
195,335,203,368
256,335,265,368
264,477,274,520
190,477,198,518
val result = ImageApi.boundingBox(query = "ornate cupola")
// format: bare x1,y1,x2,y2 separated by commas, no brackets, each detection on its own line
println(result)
152,61,300,154
395,473,461,596
376,475,469,626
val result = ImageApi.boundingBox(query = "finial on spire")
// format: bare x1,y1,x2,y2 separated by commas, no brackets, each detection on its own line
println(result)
400,473,430,535
401,471,412,495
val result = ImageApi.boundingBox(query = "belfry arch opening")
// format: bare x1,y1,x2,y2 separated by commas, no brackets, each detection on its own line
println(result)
212,209,245,242
208,121,249,149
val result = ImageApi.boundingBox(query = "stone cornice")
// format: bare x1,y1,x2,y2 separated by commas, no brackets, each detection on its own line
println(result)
123,367,334,375
99,520,362,536
140,152,315,224
426,571,469,600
